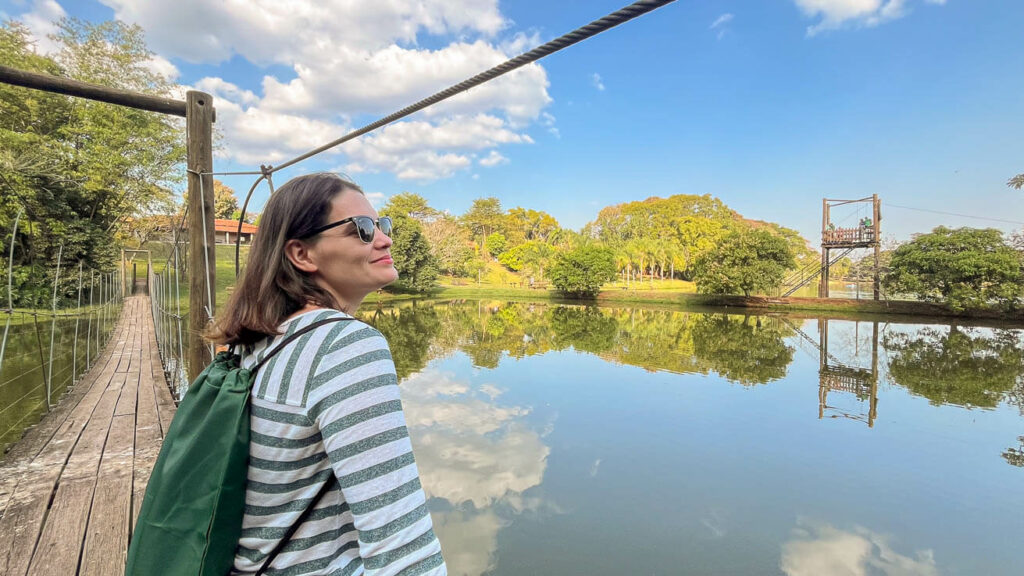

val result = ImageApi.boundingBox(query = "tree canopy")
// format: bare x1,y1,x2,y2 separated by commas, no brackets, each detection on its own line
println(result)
692,229,795,296
883,226,1022,311
548,245,617,297
0,19,183,307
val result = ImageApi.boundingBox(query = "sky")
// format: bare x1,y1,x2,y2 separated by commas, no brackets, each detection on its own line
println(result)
1,0,1023,243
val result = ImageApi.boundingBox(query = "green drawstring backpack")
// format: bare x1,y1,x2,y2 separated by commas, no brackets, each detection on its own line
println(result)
126,317,348,576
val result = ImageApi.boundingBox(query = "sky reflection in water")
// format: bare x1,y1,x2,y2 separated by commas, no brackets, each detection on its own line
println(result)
361,301,1024,576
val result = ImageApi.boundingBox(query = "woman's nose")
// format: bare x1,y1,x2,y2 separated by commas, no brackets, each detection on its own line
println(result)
375,230,393,249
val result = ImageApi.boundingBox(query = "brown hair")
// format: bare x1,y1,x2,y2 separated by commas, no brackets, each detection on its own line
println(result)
205,173,364,346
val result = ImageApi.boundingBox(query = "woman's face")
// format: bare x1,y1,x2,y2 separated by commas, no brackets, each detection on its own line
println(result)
305,190,397,307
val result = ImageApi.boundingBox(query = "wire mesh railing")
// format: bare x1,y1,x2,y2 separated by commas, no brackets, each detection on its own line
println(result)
148,243,190,399
1,209,125,451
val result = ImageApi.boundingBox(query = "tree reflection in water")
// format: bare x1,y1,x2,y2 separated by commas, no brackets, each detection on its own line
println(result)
691,314,795,385
883,327,1024,409
362,301,798,386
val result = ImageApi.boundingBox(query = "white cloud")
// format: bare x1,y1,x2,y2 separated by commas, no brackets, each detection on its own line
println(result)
195,77,348,165
339,114,530,181
591,72,605,92
83,0,553,181
479,150,508,167
98,0,508,64
710,13,734,29
781,519,939,576
364,192,386,208
793,0,946,36
141,54,180,81
19,0,65,54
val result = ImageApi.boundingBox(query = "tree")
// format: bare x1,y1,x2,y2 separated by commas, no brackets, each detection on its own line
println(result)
0,19,183,308
382,215,438,292
484,232,506,258
883,227,1022,311
422,216,473,276
1009,174,1024,190
692,229,794,296
460,197,505,244
507,207,560,243
548,245,617,298
213,180,239,219
384,192,437,221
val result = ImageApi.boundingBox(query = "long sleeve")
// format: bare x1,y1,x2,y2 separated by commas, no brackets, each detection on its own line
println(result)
305,325,445,576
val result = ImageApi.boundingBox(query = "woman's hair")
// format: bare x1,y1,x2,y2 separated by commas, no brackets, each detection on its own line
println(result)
205,172,364,346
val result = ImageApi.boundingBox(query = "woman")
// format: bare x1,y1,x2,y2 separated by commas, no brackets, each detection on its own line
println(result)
207,173,446,575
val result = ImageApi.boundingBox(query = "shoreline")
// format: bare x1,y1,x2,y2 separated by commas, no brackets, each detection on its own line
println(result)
365,285,1024,326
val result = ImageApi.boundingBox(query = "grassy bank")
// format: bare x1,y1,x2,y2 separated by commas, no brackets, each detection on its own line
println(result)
132,244,1023,324
365,284,1024,325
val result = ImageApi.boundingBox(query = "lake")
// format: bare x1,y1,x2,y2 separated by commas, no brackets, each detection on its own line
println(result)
358,300,1024,576
1,298,1020,574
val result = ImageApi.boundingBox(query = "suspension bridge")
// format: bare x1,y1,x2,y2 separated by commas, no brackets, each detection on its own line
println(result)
0,2,679,573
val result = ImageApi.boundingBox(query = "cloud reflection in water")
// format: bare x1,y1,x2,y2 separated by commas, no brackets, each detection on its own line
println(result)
401,368,552,576
781,519,939,576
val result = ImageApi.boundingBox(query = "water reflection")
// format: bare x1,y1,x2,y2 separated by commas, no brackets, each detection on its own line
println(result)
355,300,1024,574
690,314,795,385
400,368,550,576
883,327,1024,409
781,519,939,576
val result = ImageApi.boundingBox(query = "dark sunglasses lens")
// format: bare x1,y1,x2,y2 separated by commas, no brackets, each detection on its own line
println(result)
354,217,376,243
378,217,393,237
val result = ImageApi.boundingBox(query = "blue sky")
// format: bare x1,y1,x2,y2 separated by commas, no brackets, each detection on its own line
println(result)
2,0,1023,243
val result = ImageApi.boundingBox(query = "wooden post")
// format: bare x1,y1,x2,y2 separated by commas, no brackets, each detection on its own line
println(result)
819,199,830,298
869,321,879,427
186,91,215,381
872,194,881,300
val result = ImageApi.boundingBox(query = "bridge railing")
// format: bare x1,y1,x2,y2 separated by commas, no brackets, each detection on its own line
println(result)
148,245,191,399
0,208,125,452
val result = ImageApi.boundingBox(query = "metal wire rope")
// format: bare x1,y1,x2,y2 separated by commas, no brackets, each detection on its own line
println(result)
271,0,677,175
227,0,677,278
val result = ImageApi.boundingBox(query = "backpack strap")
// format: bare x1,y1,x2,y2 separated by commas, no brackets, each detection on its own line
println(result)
250,315,350,575
255,479,333,576
252,316,351,375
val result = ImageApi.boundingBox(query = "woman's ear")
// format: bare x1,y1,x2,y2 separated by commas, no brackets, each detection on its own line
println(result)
284,239,319,273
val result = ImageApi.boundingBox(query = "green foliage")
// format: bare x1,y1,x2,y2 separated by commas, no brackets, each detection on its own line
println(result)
385,215,438,292
484,232,506,258
883,227,1022,311
384,192,437,221
497,245,524,271
507,207,560,244
421,216,473,276
548,245,617,297
884,327,1024,408
693,229,795,296
460,197,505,244
213,180,238,219
548,306,617,353
1009,174,1024,190
691,315,795,385
0,19,183,308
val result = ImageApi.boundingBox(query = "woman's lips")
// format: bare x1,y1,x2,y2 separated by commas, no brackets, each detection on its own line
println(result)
372,255,393,264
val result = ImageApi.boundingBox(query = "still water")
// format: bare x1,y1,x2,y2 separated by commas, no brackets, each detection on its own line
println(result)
358,300,1024,576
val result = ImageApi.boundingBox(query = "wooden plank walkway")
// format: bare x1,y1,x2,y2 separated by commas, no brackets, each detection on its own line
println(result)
0,296,177,576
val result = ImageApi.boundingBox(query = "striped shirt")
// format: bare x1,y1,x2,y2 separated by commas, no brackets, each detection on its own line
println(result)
231,309,446,576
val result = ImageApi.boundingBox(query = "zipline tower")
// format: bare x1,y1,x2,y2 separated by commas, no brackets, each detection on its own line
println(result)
820,195,882,299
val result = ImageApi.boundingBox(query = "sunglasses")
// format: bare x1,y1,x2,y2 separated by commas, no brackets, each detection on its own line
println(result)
299,216,393,243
